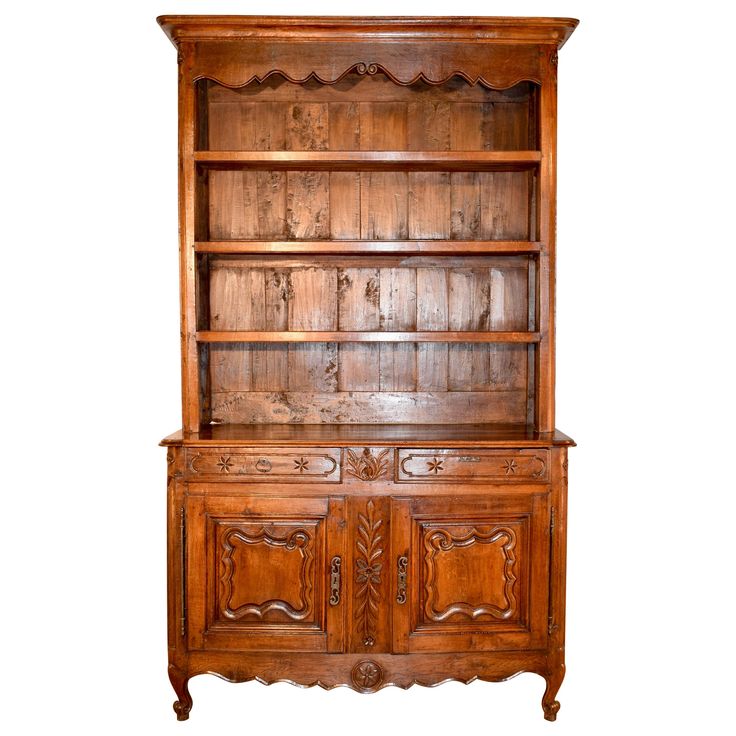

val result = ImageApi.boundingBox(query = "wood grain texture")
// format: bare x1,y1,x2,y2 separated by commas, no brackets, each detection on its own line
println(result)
416,268,448,391
337,268,380,391
209,390,527,424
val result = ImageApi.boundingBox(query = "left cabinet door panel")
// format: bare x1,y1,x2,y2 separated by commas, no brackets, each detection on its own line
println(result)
186,492,346,652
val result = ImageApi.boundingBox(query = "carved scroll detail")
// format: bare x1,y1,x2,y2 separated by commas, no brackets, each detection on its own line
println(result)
221,528,313,621
355,62,379,75
355,500,383,646
346,448,389,481
424,526,517,621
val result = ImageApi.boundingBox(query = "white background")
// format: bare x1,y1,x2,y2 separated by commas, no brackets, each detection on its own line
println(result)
1,1,734,733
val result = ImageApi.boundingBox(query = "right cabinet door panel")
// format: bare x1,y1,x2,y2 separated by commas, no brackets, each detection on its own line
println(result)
391,492,550,653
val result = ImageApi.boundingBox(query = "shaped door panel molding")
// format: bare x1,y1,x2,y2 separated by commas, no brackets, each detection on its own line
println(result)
423,524,519,623
219,525,315,622
392,492,550,653
186,493,346,652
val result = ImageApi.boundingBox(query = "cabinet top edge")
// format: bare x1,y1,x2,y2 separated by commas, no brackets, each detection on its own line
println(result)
159,425,576,448
157,15,578,48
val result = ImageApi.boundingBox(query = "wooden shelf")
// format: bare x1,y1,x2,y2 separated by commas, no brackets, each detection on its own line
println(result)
161,423,576,448
195,240,542,255
196,331,541,344
194,150,541,171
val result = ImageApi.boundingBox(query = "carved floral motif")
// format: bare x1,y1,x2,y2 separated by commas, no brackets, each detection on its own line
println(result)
217,456,234,473
503,459,518,475
351,660,383,691
355,500,383,646
346,448,389,481
294,457,309,473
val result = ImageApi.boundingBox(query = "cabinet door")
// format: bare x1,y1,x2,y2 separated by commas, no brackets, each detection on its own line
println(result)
186,493,346,652
391,493,549,653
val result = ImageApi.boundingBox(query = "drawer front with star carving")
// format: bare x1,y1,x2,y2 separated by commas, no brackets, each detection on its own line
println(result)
185,448,341,482
395,449,549,483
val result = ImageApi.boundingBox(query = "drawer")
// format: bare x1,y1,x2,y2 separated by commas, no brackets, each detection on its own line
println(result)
185,447,341,482
396,448,549,483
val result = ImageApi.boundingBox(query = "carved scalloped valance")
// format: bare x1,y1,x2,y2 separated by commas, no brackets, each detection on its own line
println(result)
181,40,553,90
159,17,577,90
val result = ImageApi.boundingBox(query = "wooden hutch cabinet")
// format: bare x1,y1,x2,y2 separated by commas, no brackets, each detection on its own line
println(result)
158,15,577,722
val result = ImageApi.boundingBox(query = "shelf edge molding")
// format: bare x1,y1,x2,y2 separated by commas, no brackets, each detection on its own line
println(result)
196,331,542,344
194,150,541,171
195,240,542,254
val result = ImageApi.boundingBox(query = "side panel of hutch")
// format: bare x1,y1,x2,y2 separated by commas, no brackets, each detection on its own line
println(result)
159,15,577,722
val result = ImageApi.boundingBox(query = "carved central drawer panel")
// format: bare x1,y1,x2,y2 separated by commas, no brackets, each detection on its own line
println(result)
396,449,549,482
185,448,341,482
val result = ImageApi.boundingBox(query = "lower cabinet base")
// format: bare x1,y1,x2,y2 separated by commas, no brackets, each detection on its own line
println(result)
168,650,565,722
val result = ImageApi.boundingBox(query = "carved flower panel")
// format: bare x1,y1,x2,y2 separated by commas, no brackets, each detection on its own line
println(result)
397,449,549,482
345,448,390,482
186,448,341,481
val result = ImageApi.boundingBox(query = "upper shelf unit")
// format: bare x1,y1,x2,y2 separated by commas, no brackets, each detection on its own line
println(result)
194,73,541,244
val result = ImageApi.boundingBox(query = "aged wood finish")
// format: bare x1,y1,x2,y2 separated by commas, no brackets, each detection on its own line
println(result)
159,15,576,722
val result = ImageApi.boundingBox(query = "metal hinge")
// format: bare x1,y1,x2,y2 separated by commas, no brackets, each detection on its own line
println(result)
180,506,187,637
547,506,556,636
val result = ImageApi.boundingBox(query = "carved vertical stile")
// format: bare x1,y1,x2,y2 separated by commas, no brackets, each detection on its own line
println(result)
166,447,188,644
326,496,347,652
543,446,568,720
354,499,384,648
390,498,412,654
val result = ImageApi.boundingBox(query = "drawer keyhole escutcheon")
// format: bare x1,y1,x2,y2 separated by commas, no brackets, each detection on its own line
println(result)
329,556,342,605
396,554,408,604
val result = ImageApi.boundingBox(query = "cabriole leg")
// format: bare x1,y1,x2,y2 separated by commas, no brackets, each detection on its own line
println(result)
169,664,192,721
542,663,565,721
